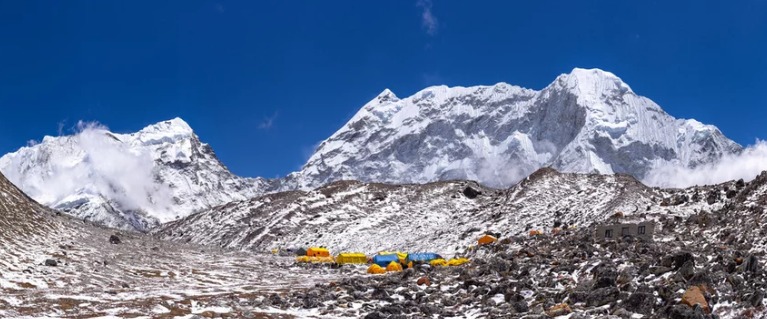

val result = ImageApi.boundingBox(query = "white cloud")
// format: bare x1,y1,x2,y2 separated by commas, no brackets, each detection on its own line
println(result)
644,141,767,188
13,121,172,216
258,112,279,130
416,0,438,36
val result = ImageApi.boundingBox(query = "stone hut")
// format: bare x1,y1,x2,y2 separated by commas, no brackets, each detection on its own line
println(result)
595,221,655,241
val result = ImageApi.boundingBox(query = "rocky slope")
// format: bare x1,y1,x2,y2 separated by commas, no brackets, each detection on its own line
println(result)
255,172,767,319
0,118,273,231
156,168,726,256
283,68,741,190
0,170,339,318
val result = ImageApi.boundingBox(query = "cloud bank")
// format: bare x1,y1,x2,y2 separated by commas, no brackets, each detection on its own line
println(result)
3,121,172,217
416,0,438,36
644,141,767,188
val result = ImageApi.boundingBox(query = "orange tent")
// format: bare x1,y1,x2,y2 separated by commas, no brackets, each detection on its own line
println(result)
386,261,403,272
529,230,543,236
307,247,330,257
478,234,498,246
367,264,386,274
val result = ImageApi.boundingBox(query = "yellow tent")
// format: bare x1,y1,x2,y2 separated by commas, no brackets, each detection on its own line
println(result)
430,258,447,267
310,256,334,263
367,264,386,274
307,247,330,257
447,258,470,266
336,252,367,264
386,261,403,272
478,234,498,246
296,256,334,263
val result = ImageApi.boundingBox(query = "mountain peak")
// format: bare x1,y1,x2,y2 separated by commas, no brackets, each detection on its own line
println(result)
375,88,399,103
133,118,195,144
139,117,193,135
555,67,633,97
288,67,739,190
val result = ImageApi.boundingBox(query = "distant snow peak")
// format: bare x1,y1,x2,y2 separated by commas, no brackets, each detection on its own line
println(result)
0,117,270,232
286,67,741,190
140,117,194,134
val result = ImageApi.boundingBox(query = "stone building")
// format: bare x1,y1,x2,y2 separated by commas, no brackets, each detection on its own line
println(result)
595,221,655,241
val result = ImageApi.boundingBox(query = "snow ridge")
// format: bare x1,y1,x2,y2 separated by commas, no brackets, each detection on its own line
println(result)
282,68,741,190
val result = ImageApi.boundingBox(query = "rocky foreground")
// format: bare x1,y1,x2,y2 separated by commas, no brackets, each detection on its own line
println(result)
267,181,767,318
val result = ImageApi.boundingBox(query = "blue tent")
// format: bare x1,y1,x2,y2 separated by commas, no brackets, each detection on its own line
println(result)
372,254,400,267
406,252,442,263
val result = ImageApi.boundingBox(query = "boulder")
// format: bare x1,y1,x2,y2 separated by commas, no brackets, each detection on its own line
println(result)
512,301,529,313
109,234,121,244
44,259,58,267
417,277,431,286
665,251,695,270
742,255,759,274
545,303,572,317
667,304,706,319
624,289,655,315
587,287,619,307
680,286,710,314
463,186,481,199
678,260,695,281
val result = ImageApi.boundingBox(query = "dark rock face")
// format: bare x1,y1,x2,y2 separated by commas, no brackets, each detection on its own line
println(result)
665,251,695,270
587,287,619,307
743,255,759,274
624,291,655,315
463,186,481,199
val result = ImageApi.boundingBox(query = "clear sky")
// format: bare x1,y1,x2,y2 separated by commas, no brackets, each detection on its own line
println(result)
0,1,765,178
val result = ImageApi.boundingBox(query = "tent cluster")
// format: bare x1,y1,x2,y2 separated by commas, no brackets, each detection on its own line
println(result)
294,247,367,264
367,251,463,274
295,247,334,263
292,247,472,274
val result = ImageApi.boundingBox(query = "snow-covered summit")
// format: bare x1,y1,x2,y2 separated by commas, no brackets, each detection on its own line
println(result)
0,118,272,231
132,117,194,142
283,68,741,190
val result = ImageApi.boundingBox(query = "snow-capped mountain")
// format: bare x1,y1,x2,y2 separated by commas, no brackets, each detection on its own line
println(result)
0,118,272,231
283,68,742,190
0,68,743,231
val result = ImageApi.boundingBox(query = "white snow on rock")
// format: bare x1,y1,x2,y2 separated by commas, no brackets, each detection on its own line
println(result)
157,168,722,257
282,68,741,190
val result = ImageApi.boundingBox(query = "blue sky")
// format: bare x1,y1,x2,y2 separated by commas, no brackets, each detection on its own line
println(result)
0,1,765,178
